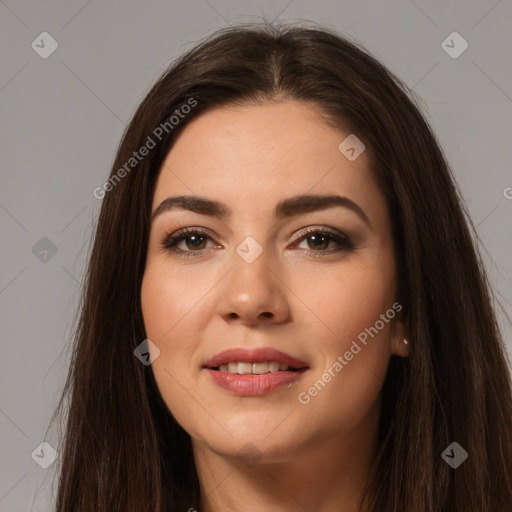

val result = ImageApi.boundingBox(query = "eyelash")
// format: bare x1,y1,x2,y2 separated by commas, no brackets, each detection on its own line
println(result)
159,226,354,259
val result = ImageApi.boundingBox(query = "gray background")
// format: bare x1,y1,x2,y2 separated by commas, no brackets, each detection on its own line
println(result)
1,1,511,510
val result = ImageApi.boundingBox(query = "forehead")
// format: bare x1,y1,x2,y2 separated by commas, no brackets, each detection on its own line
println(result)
152,101,387,228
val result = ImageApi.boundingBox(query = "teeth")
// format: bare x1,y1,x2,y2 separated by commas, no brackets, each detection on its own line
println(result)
252,362,268,374
238,362,252,374
269,361,280,373
216,361,292,374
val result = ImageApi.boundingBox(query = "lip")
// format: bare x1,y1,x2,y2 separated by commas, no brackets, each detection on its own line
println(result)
205,368,307,396
203,347,309,369
203,347,309,396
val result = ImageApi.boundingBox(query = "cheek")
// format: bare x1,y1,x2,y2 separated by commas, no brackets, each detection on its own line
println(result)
305,280,393,388
293,261,395,428
296,255,395,348
140,266,210,436
141,266,201,369
141,261,209,341
142,266,181,336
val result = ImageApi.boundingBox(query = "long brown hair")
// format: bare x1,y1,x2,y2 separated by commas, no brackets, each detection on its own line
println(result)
51,21,512,511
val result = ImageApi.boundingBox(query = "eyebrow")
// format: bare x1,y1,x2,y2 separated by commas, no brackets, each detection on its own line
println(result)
151,194,372,229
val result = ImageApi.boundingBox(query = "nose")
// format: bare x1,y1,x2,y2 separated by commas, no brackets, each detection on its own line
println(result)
217,245,290,326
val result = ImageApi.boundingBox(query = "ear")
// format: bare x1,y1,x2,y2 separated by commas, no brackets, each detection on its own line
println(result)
389,307,410,358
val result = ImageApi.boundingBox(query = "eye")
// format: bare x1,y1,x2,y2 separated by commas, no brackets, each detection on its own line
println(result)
160,226,353,258
160,227,217,258
292,227,354,256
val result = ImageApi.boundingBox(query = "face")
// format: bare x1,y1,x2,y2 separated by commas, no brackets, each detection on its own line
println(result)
141,100,408,464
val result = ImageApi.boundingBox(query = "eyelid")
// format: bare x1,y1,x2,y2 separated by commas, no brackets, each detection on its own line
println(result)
291,225,349,244
159,224,354,257
160,226,217,249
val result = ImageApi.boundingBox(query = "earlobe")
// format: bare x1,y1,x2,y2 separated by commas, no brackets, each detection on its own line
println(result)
391,335,411,357
392,336,411,357
390,315,411,357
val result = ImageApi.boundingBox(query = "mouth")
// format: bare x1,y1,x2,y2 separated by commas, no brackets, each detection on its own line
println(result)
203,347,309,396
208,361,306,374
203,347,309,372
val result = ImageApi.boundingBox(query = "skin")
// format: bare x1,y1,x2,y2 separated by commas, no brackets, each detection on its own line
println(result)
141,100,409,512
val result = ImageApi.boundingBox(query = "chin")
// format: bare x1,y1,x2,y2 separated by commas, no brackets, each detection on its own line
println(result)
191,416,309,461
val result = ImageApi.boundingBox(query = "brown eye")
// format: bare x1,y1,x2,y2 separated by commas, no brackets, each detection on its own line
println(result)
178,233,208,251
160,228,216,257
160,227,353,258
301,232,331,251
293,228,353,255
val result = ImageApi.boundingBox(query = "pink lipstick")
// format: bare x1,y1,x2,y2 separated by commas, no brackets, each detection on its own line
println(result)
203,347,309,396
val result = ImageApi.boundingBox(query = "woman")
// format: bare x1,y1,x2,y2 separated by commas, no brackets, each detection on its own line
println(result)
52,22,512,511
